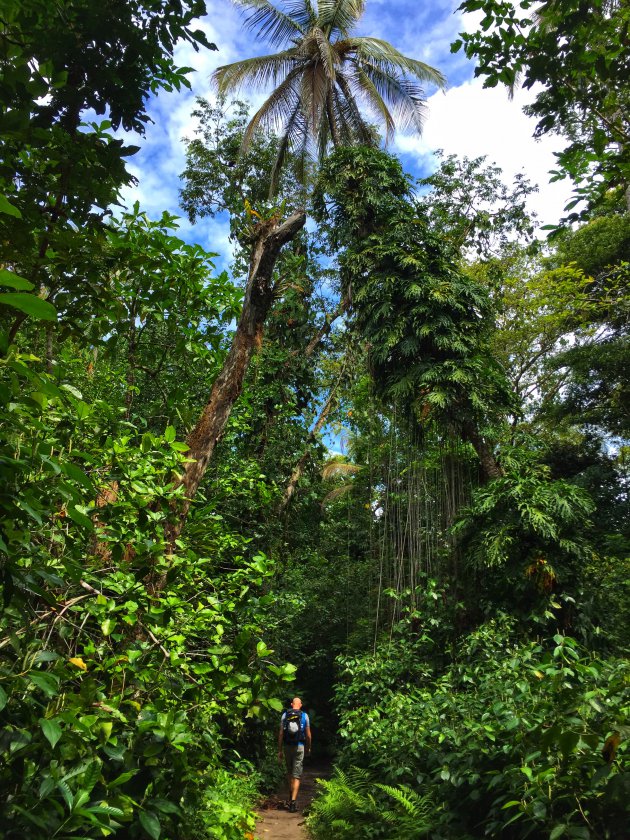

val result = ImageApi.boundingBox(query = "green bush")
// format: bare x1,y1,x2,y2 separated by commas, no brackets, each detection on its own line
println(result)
0,356,293,837
333,616,629,838
179,764,259,840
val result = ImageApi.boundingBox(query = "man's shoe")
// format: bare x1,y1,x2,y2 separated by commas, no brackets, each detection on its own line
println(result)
289,800,297,813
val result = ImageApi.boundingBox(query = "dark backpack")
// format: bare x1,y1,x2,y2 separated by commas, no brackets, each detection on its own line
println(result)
282,709,304,745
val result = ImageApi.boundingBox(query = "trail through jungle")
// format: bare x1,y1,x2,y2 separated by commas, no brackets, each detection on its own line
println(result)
255,759,331,840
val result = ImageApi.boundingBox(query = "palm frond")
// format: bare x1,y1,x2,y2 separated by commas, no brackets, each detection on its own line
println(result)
318,0,366,38
285,0,318,30
341,66,395,142
232,0,305,47
334,71,375,144
241,67,304,150
269,98,308,195
321,460,362,480
312,26,338,81
321,485,353,505
213,50,302,96
300,59,330,131
316,98,333,159
345,37,447,89
355,61,428,135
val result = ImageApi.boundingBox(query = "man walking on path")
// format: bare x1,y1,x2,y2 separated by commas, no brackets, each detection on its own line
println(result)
278,697,311,813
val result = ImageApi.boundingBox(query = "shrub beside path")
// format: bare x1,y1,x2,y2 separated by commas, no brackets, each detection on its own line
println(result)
254,759,330,840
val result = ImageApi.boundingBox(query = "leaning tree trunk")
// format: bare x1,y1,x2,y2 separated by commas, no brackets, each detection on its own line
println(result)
172,210,306,535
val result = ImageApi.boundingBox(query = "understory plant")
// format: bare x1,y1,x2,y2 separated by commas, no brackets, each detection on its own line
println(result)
0,357,293,837
332,614,629,839
179,763,260,840
307,765,433,839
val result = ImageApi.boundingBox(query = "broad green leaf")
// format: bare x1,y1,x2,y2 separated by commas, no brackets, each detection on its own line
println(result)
139,810,161,839
0,194,21,217
109,770,138,788
164,425,176,443
67,505,94,531
550,826,567,840
57,779,73,810
101,618,115,636
39,717,63,748
0,269,34,290
33,650,59,664
61,383,83,399
99,721,113,741
62,462,94,490
0,685,7,711
30,671,60,697
0,292,57,321
73,789,90,810
151,798,180,815
266,697,283,712
82,760,101,794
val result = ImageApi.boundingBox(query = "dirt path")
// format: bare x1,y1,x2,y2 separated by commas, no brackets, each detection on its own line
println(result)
254,760,330,840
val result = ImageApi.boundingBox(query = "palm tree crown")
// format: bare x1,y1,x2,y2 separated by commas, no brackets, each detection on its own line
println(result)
213,0,446,192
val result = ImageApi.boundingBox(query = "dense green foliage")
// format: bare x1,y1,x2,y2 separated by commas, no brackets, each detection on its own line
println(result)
321,611,629,839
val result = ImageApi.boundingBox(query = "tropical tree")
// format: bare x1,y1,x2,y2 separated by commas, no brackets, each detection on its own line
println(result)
454,0,630,218
213,0,446,192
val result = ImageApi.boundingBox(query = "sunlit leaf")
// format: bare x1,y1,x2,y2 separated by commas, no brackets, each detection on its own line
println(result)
0,292,57,320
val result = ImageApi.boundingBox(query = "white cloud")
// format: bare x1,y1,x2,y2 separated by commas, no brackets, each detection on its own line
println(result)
395,79,572,229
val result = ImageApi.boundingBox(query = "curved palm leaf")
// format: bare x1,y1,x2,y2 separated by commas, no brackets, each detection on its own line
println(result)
356,63,427,134
338,66,396,142
319,0,366,38
233,0,306,47
241,67,305,150
214,50,302,95
342,37,446,87
270,97,309,194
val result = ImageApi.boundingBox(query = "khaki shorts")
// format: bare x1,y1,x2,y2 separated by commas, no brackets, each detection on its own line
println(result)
283,744,305,778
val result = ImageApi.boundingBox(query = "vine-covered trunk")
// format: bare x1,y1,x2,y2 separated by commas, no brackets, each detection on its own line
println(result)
461,419,503,482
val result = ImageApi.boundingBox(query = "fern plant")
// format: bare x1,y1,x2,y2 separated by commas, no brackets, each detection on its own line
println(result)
307,766,433,839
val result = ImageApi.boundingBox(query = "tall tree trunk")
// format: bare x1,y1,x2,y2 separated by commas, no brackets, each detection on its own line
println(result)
172,210,306,533
45,324,54,374
326,94,341,149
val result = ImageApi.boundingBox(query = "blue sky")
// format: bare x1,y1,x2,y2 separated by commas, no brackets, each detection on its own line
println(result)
120,0,572,268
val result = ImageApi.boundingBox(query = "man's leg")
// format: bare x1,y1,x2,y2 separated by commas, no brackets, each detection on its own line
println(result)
288,745,304,811
283,746,294,805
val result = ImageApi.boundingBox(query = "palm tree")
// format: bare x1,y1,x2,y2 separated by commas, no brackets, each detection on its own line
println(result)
213,0,446,192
